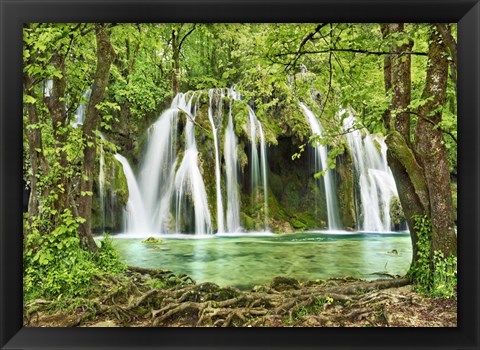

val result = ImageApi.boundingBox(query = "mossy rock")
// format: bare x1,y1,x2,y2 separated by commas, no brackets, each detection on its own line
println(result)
269,220,294,234
270,276,300,291
389,196,404,226
335,147,356,229
110,155,129,205
291,219,307,230
142,237,163,245
240,212,255,231
232,100,250,137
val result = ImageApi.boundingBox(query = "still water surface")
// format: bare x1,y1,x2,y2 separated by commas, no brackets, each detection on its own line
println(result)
108,232,412,290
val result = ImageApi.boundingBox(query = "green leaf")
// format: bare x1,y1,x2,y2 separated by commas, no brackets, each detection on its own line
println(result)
24,95,37,104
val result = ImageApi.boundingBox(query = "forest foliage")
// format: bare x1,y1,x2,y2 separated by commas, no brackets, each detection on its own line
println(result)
22,23,457,301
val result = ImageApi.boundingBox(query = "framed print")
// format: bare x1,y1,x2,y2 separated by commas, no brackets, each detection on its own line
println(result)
1,0,479,349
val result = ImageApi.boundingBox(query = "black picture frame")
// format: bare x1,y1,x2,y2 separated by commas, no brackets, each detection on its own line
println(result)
1,0,479,349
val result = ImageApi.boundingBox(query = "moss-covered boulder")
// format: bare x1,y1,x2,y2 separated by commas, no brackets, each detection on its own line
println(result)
389,196,404,227
142,237,163,245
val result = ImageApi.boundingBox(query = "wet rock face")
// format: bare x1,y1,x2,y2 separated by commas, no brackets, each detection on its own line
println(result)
335,147,356,230
265,137,326,231
92,154,129,234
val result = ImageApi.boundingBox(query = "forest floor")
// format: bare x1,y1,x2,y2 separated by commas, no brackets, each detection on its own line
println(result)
24,267,457,327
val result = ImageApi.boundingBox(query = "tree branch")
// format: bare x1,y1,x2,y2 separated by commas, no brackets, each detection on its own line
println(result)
408,111,457,143
435,24,457,68
276,48,427,58
288,24,327,70
178,24,196,51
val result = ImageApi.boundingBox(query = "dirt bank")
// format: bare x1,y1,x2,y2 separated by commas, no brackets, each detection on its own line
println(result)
24,267,456,327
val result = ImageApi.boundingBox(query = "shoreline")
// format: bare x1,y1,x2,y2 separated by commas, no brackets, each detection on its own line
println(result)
24,267,456,328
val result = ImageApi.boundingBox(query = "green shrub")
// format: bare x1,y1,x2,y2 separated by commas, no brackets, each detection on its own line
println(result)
23,209,125,302
407,215,457,298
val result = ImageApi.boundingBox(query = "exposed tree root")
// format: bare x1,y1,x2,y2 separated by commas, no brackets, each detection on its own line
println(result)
24,269,456,328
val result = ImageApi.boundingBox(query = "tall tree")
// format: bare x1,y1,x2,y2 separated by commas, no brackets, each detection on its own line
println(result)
78,24,116,251
381,23,456,262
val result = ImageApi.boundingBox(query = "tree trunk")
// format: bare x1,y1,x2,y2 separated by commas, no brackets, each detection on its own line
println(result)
380,23,427,264
172,29,180,94
414,27,457,258
24,76,49,219
78,24,116,251
44,52,69,213
381,23,457,264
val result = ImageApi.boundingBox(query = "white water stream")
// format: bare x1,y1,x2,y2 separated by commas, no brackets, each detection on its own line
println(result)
343,112,399,231
300,103,342,230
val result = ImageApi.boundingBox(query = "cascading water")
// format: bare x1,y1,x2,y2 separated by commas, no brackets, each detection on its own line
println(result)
138,96,179,232
109,164,117,231
207,89,225,234
248,107,260,193
246,106,269,231
257,121,269,230
300,103,342,230
224,93,241,232
174,93,212,235
114,154,150,233
111,88,270,235
343,112,399,231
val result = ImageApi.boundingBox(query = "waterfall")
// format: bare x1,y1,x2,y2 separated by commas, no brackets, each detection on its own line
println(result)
343,112,399,231
113,89,267,235
248,107,260,192
207,89,225,233
224,91,241,232
174,93,212,235
300,103,342,230
246,106,269,231
114,154,150,234
110,165,116,231
258,121,269,230
138,98,179,232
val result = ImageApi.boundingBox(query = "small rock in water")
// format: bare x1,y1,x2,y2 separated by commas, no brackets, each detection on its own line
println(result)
388,249,398,255
142,237,163,244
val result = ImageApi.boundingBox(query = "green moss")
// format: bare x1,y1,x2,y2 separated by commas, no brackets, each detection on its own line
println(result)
110,155,129,205
142,237,163,245
240,212,255,231
237,140,248,172
291,219,307,230
232,100,250,137
389,196,404,226
386,132,428,207
199,91,209,105
335,145,356,229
